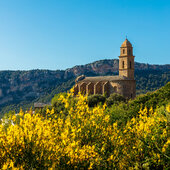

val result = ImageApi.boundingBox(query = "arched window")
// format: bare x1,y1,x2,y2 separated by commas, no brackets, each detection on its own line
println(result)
122,61,124,69
128,49,131,55
123,49,125,54
130,61,132,69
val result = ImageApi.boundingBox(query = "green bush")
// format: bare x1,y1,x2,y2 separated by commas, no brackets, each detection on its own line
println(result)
51,92,77,116
106,93,126,106
87,94,106,107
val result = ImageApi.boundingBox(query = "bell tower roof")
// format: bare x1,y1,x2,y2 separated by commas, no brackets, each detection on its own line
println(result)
121,38,132,47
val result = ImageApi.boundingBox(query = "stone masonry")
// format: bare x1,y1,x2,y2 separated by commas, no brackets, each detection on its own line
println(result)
74,38,136,99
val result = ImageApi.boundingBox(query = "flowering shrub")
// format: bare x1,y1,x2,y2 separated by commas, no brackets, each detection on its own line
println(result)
0,89,169,169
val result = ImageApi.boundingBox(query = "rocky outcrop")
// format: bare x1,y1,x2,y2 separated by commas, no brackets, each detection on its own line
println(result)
0,59,169,111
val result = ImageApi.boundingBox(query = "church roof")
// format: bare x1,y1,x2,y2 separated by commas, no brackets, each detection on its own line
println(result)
121,38,132,47
78,75,131,83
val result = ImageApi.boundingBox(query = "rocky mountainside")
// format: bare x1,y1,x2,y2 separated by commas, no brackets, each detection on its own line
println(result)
64,59,169,78
0,59,169,115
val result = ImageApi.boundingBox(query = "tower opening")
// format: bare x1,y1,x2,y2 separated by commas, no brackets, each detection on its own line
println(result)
128,49,131,55
130,61,132,69
122,61,124,68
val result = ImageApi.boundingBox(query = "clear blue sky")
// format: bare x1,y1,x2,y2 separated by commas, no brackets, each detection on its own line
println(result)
0,0,169,70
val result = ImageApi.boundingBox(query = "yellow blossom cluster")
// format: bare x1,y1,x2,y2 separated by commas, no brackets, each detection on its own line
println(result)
0,90,169,169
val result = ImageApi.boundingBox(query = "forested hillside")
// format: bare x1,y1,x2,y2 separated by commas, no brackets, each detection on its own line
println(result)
0,59,169,116
0,83,169,169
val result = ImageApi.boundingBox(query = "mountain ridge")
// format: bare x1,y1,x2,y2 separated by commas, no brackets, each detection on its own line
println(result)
0,59,169,116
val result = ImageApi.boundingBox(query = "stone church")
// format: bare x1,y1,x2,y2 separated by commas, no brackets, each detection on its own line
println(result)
74,38,136,99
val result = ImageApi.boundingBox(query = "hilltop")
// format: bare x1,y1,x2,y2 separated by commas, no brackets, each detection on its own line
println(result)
0,59,169,116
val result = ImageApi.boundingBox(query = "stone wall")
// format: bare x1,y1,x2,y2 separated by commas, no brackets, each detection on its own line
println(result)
94,82,102,94
110,82,121,95
103,81,110,96
79,82,86,94
120,80,136,99
74,79,136,99
87,82,94,95
119,56,135,79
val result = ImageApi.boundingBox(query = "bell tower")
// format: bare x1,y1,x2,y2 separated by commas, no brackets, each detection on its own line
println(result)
119,38,135,79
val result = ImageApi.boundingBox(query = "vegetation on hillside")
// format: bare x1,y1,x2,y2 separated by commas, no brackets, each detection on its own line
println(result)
0,60,169,116
0,79,75,118
49,82,170,124
0,84,169,169
109,82,170,124
135,70,169,94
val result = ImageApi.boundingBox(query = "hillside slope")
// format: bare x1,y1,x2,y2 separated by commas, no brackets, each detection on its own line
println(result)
0,59,169,115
